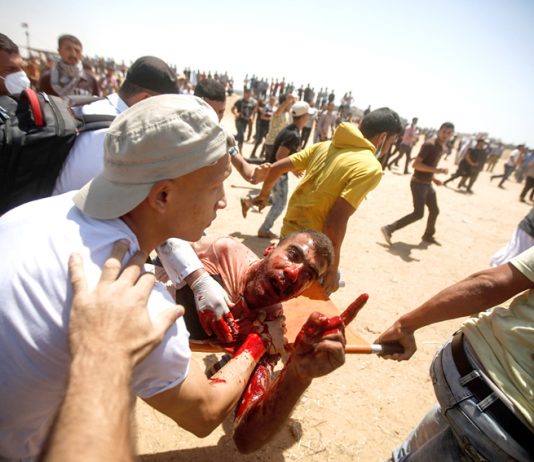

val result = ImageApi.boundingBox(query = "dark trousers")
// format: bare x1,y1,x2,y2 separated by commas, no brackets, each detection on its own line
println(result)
301,126,312,148
520,176,534,200
251,120,270,157
492,164,514,187
235,118,248,150
388,144,413,173
389,181,439,238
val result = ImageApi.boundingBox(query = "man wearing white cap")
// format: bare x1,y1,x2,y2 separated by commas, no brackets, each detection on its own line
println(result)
0,95,265,460
241,101,314,239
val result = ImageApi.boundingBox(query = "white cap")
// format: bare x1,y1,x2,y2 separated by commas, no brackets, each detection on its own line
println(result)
291,101,313,117
74,94,226,219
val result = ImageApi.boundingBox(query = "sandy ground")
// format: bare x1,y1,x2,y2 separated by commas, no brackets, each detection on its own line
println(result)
135,97,527,461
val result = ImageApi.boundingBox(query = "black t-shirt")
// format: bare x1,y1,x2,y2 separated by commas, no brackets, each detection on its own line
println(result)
233,98,256,120
268,123,301,164
412,140,443,184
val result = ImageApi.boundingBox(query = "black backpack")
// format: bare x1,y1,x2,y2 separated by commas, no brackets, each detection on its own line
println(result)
0,88,116,215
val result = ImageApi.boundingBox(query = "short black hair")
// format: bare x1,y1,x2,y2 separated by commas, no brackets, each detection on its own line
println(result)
439,122,455,131
58,34,82,48
279,229,334,272
194,78,226,102
0,33,19,54
278,93,287,105
360,107,402,140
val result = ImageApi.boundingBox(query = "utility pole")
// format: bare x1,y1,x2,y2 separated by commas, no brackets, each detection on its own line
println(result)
21,22,30,57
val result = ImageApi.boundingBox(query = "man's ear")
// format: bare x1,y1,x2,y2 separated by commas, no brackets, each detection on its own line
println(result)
263,242,276,257
146,180,174,213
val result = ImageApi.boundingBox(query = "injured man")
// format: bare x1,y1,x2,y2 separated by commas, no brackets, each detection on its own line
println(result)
155,230,368,452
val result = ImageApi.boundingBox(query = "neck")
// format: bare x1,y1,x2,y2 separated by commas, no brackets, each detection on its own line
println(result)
120,211,160,253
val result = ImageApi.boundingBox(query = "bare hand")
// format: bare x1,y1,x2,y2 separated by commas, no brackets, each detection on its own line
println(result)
292,312,346,380
374,321,417,361
439,167,448,174
250,163,271,184
68,240,183,366
322,267,340,294
252,194,270,211
433,179,443,186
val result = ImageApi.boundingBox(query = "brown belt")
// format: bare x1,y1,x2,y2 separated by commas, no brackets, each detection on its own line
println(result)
450,333,534,454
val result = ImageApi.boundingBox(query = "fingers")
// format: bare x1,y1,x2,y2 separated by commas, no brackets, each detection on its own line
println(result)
198,310,214,337
225,312,239,337
68,252,87,296
99,240,130,283
120,250,149,285
152,305,183,344
341,293,369,326
212,318,234,344
134,272,156,305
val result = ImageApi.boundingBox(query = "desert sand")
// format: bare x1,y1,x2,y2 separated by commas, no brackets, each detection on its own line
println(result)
136,97,527,461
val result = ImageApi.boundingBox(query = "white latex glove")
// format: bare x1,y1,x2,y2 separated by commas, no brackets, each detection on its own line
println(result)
190,272,238,343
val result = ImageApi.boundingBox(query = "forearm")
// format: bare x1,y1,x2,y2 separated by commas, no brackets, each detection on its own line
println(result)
44,351,134,462
233,360,311,453
258,159,292,198
324,218,346,272
231,154,255,183
146,334,265,437
396,266,527,334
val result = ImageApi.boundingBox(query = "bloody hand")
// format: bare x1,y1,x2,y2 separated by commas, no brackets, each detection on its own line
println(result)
190,272,239,343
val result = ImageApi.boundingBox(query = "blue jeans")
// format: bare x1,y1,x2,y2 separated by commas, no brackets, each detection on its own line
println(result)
259,175,288,234
389,338,532,461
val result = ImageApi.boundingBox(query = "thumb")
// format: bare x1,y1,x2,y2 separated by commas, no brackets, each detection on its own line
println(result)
153,305,183,342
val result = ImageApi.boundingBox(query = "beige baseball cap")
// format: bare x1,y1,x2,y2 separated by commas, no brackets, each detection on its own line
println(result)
73,94,227,219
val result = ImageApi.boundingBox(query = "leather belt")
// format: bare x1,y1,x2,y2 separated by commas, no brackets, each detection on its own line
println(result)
451,333,534,454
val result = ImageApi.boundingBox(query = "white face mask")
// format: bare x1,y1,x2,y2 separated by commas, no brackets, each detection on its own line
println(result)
1,70,31,95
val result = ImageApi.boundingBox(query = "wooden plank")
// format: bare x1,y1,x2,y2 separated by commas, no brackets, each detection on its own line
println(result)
190,281,370,353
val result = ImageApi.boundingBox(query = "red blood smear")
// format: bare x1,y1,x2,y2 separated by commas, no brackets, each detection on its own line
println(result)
235,362,271,421
234,333,266,361
341,293,369,326
208,377,227,384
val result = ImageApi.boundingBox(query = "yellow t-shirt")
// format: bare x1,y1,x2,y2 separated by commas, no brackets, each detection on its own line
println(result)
463,246,534,427
281,122,382,236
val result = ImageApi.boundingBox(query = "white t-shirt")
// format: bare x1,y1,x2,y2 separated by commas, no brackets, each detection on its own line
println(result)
0,193,191,460
506,148,520,167
52,93,127,195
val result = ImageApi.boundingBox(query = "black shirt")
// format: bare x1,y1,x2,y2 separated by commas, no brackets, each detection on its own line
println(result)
233,97,256,121
412,139,443,184
267,123,301,164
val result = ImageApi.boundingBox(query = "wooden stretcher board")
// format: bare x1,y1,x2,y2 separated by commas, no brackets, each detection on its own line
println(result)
190,281,369,353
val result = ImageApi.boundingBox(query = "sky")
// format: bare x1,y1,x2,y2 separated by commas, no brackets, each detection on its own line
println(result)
2,0,534,145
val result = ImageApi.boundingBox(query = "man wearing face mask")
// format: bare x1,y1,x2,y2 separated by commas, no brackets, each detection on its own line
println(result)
38,34,99,97
0,34,31,96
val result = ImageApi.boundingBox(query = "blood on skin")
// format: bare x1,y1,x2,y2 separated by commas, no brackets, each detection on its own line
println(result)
208,377,227,384
234,293,370,426
234,333,266,362
235,360,272,421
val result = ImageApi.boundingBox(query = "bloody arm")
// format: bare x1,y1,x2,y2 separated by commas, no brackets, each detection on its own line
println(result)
233,295,368,453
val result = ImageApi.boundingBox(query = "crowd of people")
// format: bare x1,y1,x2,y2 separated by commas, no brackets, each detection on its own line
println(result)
0,31,532,462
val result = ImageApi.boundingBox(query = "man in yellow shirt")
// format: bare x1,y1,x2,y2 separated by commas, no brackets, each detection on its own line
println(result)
250,108,402,293
377,246,534,461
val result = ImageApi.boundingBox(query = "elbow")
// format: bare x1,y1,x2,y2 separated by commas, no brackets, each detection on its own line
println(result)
176,403,227,438
181,416,220,438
